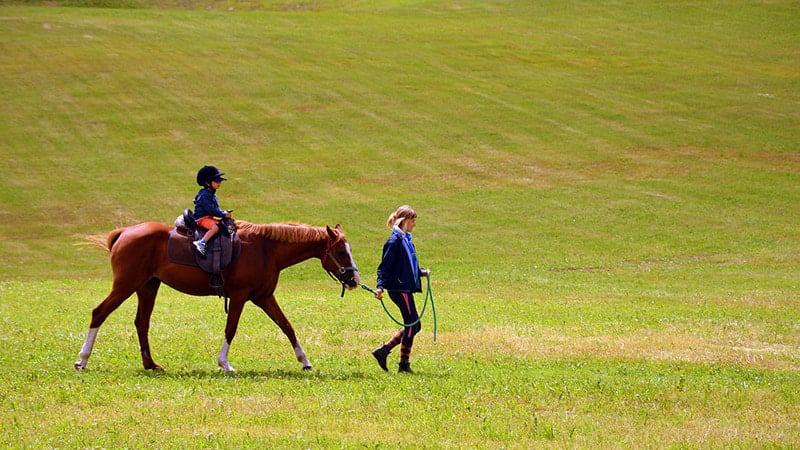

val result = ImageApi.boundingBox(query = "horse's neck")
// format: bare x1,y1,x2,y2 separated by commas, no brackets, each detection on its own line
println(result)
238,223,329,270
272,237,326,270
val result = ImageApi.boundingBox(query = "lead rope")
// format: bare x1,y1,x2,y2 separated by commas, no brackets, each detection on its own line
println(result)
361,273,438,344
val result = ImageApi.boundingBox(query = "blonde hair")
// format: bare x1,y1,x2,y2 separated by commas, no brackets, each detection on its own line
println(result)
387,205,417,230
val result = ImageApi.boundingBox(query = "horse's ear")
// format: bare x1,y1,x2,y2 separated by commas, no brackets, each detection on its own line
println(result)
335,223,342,231
326,225,337,239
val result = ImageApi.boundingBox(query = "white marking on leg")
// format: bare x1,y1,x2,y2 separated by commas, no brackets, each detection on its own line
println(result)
217,339,235,372
294,344,312,370
74,327,99,370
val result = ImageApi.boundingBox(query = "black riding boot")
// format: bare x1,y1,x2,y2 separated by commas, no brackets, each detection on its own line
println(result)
398,362,414,374
372,345,391,372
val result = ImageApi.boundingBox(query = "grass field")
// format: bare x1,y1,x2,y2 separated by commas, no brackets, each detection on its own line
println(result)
1,0,799,447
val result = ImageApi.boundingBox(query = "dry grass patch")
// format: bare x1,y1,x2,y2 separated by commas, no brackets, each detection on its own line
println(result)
444,326,800,371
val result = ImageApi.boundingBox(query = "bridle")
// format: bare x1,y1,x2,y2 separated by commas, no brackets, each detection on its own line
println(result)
322,237,359,297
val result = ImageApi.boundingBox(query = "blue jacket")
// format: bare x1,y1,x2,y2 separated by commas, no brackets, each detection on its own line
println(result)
193,188,226,220
376,227,425,293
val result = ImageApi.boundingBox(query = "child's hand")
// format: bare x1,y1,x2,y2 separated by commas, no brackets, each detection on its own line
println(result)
374,288,384,300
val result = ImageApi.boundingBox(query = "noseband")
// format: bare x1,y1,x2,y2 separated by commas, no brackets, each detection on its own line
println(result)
322,238,358,297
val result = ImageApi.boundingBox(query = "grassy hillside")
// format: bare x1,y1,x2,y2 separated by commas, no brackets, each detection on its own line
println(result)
2,0,798,278
0,1,798,447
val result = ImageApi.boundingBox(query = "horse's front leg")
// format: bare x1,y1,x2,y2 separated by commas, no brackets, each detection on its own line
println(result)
252,294,313,371
217,295,247,373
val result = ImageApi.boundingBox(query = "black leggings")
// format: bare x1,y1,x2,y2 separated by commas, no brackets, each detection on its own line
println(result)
389,291,422,347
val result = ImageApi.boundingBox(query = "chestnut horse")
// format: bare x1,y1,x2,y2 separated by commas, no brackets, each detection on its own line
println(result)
74,220,360,372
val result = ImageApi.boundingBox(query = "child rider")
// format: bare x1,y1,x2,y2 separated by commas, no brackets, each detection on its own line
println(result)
192,165,232,256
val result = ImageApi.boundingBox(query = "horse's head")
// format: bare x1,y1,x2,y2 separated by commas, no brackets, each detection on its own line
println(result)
322,224,360,294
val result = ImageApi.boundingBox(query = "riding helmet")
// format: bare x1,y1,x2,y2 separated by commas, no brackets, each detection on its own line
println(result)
196,165,227,186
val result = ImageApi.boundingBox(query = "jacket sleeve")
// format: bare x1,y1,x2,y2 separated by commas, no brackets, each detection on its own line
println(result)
195,190,226,218
376,238,399,290
210,197,226,217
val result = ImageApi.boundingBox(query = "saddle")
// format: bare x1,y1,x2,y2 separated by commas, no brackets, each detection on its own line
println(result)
168,209,242,299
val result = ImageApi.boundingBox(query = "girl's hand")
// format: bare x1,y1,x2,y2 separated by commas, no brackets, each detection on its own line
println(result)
422,269,431,277
374,288,384,300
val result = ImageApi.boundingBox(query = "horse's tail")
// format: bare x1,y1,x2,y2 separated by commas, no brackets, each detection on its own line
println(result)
83,230,120,252
107,228,125,251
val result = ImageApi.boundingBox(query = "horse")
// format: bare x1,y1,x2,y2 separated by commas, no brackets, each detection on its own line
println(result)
74,220,360,372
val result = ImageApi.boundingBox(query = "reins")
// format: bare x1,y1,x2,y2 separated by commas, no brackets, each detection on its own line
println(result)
361,273,438,344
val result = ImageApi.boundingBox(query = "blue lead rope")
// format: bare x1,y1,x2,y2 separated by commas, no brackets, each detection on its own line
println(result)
361,274,438,344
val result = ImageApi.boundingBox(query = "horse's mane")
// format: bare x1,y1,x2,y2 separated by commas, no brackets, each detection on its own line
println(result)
235,221,330,243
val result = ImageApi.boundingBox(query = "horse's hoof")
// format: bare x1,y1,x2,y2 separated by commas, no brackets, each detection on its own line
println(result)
302,365,313,371
74,361,86,370
218,361,236,373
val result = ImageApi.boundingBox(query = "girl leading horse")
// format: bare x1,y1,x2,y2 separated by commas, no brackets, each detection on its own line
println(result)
74,221,360,372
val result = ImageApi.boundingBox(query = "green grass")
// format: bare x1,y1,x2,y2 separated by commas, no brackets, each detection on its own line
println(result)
1,0,799,447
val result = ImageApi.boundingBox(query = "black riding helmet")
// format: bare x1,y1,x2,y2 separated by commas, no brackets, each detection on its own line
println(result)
196,165,227,186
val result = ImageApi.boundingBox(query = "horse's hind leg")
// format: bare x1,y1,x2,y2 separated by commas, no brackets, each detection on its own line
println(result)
251,294,312,371
135,277,163,370
74,284,137,370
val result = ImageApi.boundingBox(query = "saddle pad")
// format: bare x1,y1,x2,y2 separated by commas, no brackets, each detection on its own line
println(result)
167,228,242,273
167,229,202,266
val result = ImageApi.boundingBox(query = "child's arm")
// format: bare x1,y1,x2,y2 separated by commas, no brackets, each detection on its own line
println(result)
196,191,227,218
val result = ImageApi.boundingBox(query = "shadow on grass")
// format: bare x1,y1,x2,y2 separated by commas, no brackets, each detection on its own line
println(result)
130,366,452,381
133,367,378,381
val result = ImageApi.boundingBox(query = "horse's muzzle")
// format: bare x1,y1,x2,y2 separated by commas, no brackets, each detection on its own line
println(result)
344,270,360,290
